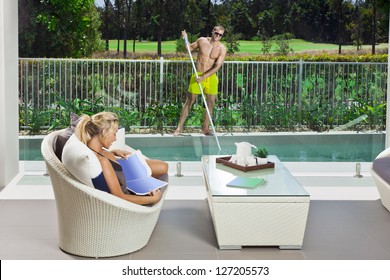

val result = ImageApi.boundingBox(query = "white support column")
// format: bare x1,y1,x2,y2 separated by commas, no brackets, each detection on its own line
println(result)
386,10,390,148
385,9,390,148
0,0,19,187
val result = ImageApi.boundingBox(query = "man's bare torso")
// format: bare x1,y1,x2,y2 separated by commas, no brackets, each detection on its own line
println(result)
195,37,225,73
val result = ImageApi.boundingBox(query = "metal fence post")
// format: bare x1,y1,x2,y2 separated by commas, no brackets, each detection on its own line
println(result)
160,56,164,104
298,59,303,111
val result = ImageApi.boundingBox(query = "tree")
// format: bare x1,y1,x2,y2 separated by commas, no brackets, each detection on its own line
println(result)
326,0,345,54
21,0,389,58
224,22,240,55
132,0,144,53
184,0,205,42
202,0,217,36
122,0,133,58
19,0,103,58
370,0,377,54
153,0,167,57
149,0,181,56
290,0,329,42
256,9,276,39
115,0,123,53
230,0,255,40
103,0,114,51
18,0,40,57
347,1,364,51
376,0,390,43
273,33,294,55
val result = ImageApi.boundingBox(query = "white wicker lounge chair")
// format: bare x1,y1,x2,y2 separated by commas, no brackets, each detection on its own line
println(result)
41,130,167,258
371,148,390,212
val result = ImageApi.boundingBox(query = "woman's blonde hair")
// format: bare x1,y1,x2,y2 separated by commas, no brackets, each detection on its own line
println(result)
75,112,119,144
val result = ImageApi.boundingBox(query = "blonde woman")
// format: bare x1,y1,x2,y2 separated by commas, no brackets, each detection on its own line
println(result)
75,112,167,205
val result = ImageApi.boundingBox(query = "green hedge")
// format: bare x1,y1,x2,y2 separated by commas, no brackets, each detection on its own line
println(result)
169,53,388,62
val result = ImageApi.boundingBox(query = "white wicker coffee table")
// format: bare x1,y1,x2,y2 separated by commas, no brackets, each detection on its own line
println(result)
202,155,310,250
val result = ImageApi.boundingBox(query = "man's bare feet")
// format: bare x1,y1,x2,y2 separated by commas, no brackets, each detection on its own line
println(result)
173,128,182,136
202,130,214,136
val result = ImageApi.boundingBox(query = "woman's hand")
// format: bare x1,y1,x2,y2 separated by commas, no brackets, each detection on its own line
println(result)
148,189,162,203
111,149,131,159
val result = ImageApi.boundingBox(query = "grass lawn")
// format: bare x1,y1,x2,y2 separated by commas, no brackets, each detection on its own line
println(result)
108,39,388,55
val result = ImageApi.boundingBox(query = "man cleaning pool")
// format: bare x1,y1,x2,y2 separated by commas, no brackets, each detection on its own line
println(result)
173,25,227,137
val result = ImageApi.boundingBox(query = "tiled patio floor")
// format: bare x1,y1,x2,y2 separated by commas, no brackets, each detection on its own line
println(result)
1,161,389,260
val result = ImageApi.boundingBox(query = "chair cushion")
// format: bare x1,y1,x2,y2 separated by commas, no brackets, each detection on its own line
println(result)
376,147,390,159
62,134,102,188
373,157,390,185
54,112,81,160
55,114,126,161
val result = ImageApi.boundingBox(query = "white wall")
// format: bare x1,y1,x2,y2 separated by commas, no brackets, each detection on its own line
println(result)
386,11,390,148
0,0,19,187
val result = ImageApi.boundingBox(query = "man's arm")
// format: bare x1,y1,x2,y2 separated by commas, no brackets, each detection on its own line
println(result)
189,41,199,52
182,30,198,52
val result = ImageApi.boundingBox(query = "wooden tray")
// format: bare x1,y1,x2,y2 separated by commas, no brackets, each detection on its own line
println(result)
216,156,275,172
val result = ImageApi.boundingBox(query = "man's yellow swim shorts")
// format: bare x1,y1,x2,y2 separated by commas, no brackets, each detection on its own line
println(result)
188,73,219,95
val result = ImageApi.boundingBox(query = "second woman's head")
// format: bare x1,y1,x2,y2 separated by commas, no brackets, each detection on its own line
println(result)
75,112,119,148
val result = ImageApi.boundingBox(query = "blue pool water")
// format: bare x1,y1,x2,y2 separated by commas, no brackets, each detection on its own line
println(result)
20,132,385,162
126,133,385,162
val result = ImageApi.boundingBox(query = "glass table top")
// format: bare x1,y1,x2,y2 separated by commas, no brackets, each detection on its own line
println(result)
202,155,309,197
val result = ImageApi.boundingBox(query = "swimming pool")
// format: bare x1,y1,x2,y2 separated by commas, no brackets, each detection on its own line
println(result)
19,131,385,162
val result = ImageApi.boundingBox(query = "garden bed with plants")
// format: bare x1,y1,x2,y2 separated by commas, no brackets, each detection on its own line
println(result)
19,53,388,136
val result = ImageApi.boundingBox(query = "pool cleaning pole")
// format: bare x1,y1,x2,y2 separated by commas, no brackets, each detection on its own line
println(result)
184,35,221,151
